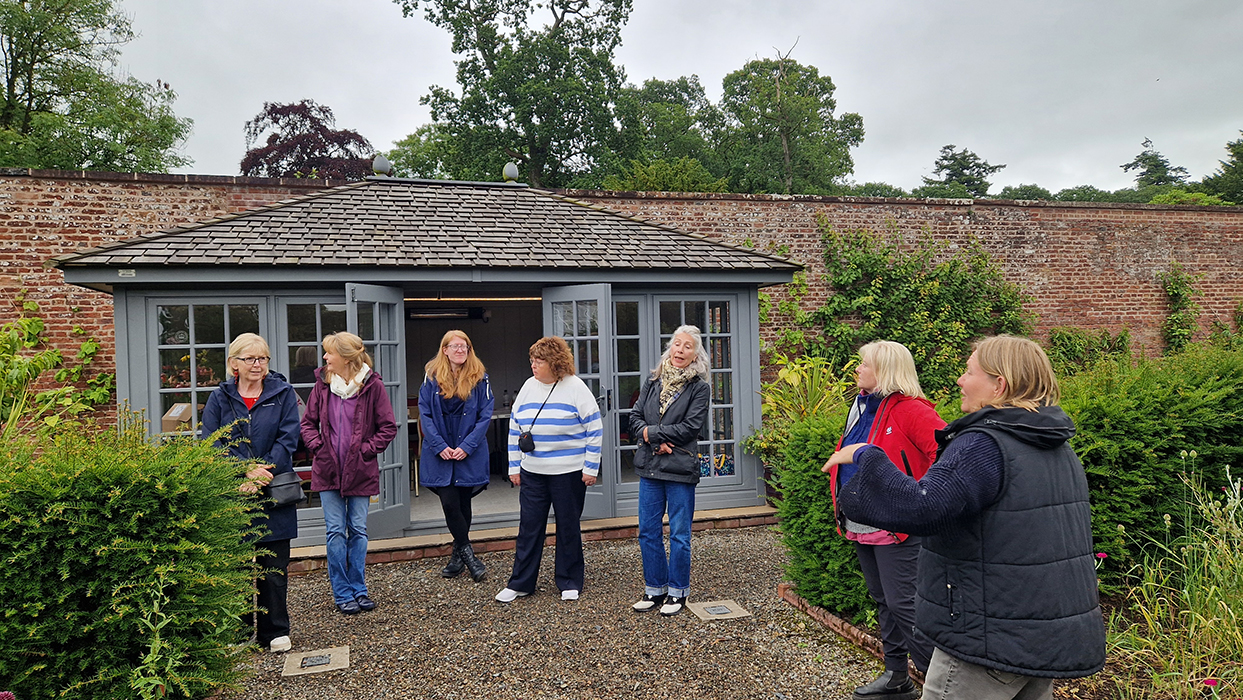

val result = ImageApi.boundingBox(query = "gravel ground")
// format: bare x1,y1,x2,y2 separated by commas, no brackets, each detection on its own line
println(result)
224,526,881,700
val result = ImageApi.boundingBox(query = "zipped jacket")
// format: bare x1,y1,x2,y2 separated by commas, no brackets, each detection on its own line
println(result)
629,375,711,485
418,373,494,488
827,392,943,544
301,367,399,497
200,371,301,542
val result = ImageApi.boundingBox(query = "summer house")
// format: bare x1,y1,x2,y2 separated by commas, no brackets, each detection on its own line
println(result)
55,177,798,546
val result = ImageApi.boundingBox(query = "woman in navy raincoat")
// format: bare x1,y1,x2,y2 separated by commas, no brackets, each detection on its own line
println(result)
419,330,494,581
201,332,301,654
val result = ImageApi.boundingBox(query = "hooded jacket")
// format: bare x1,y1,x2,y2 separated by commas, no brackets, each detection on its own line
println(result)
300,367,399,498
200,371,301,542
418,372,494,488
919,406,1106,678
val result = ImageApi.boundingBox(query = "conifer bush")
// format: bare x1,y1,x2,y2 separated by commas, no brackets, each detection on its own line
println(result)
1061,345,1243,587
0,416,259,699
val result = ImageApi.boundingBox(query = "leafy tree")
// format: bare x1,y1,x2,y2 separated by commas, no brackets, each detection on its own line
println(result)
910,180,973,199
614,76,724,176
394,0,631,188
1148,190,1232,206
240,100,374,180
1055,184,1115,202
0,0,192,171
837,182,909,198
601,156,727,192
1201,131,1243,204
996,183,1053,200
1121,138,1188,187
387,123,454,179
719,54,864,195
917,144,1004,197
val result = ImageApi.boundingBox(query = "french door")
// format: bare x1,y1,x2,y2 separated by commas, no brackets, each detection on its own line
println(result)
542,284,614,519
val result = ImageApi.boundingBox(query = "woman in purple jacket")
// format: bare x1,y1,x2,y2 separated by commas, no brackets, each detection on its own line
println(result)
419,330,494,582
300,332,398,615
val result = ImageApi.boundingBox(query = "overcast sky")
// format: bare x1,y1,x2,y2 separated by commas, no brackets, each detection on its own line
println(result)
118,0,1243,193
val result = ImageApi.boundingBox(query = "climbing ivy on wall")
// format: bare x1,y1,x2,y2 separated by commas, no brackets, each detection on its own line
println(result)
1157,260,1203,354
801,221,1032,396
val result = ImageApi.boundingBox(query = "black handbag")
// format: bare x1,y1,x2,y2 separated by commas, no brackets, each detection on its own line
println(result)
517,382,557,453
263,470,307,508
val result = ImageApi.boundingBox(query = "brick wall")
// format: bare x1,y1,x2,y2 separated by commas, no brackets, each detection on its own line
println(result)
567,190,1243,354
2,170,1241,416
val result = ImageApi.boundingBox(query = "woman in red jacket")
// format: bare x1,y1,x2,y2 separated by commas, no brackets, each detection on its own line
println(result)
824,341,944,700
300,332,398,615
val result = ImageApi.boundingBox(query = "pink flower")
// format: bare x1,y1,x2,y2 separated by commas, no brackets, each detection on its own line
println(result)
1204,678,1219,687
1095,552,1108,559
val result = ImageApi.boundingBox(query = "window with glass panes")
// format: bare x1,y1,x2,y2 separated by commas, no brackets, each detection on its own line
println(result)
155,303,260,434
658,299,735,478
614,299,643,483
285,302,348,402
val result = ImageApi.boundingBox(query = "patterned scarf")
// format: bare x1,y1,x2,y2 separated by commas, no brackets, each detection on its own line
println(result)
658,359,698,416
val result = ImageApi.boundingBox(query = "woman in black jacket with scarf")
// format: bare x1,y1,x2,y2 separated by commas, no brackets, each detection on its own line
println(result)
628,325,711,617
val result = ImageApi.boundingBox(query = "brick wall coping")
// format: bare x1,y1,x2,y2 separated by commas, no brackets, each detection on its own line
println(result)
0,166,1233,214
287,505,778,575
0,166,347,189
563,188,1241,213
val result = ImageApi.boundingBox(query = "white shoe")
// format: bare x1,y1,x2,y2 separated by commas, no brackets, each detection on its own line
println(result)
495,587,529,603
268,636,291,653
561,589,579,601
659,596,686,616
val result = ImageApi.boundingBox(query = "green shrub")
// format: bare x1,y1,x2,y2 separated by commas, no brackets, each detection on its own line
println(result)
743,353,855,465
1046,326,1131,377
772,409,874,622
1061,345,1243,587
0,416,260,699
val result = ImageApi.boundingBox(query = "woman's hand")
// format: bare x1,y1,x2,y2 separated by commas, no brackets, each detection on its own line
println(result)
509,473,521,487
582,473,597,486
655,442,674,455
642,427,649,442
450,447,467,460
439,446,455,460
822,443,868,473
240,464,273,494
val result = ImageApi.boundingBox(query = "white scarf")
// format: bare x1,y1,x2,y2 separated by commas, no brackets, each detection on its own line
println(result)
330,365,372,399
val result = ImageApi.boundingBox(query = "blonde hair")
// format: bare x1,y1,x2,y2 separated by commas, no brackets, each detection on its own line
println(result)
530,336,575,380
424,330,487,400
321,331,372,383
859,340,925,398
228,333,270,378
972,335,1060,411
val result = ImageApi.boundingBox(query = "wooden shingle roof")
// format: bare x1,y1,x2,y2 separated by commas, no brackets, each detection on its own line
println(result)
54,178,799,272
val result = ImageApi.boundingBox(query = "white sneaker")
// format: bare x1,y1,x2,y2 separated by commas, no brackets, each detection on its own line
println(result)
495,587,529,603
268,636,291,653
659,596,686,616
560,589,579,601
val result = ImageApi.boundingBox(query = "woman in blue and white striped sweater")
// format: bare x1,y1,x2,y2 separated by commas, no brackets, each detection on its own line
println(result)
495,336,603,603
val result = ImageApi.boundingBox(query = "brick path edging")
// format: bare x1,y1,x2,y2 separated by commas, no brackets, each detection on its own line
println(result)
778,582,925,685
288,512,779,575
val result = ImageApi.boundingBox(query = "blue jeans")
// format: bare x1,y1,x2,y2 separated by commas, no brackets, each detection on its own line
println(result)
320,490,370,605
638,477,696,598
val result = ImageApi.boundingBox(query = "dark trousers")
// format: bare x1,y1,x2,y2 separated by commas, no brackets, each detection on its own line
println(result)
855,536,932,675
250,539,291,645
507,469,587,593
436,485,476,546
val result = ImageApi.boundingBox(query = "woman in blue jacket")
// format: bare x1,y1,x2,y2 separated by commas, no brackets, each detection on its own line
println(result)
201,332,301,654
419,330,494,581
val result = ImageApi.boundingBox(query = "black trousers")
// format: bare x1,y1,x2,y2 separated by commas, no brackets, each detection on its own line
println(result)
506,469,587,593
249,539,291,645
854,536,932,675
436,485,477,546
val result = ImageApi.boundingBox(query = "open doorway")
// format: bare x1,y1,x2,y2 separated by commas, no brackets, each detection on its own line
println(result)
404,299,543,530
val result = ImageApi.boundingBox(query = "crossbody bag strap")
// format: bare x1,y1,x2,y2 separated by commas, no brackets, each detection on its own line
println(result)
522,381,557,432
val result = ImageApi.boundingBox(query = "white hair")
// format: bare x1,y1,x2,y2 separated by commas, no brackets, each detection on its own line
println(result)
651,324,711,381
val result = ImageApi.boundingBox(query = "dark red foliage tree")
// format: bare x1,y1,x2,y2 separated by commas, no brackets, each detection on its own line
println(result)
240,100,374,180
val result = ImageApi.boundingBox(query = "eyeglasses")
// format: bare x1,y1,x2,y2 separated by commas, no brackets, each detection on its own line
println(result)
237,356,270,365
446,344,470,351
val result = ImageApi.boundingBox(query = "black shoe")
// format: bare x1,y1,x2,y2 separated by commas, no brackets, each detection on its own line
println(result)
460,543,487,582
852,670,919,700
441,545,465,578
355,594,377,612
336,599,361,615
659,596,686,616
631,593,666,612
